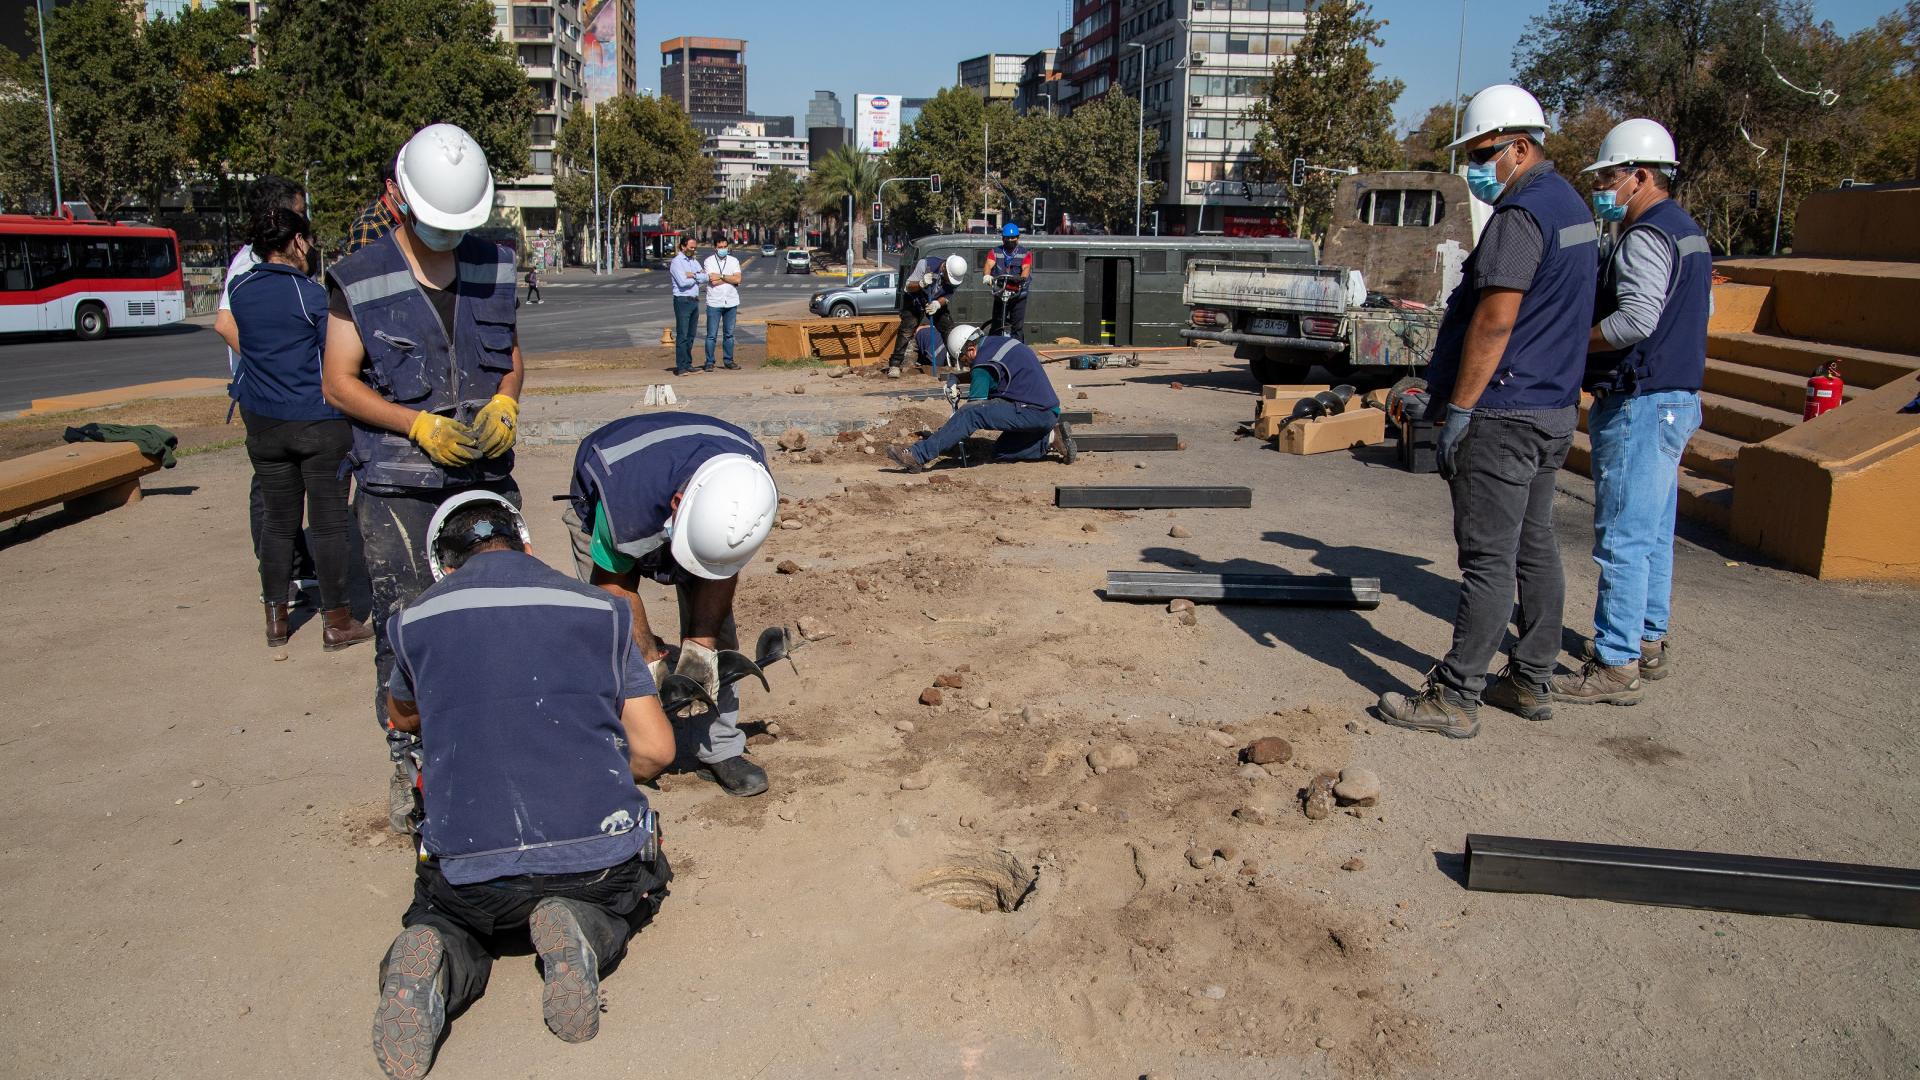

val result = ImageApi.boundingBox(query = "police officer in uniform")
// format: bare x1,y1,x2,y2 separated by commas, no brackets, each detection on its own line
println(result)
1552,119,1710,706
371,492,675,1080
321,124,524,831
1376,85,1600,738
887,324,1076,472
888,253,968,378
983,223,1033,341
564,412,781,797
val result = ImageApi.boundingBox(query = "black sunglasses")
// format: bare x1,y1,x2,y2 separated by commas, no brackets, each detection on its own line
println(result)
1466,138,1523,166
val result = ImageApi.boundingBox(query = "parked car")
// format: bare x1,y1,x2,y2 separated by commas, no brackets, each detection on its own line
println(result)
784,249,814,275
760,242,777,258
809,271,898,318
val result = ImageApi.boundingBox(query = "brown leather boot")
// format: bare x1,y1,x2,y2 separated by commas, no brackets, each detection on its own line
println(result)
264,601,291,648
322,607,373,652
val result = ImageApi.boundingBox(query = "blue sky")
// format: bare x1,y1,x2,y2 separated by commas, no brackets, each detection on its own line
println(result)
643,0,1897,131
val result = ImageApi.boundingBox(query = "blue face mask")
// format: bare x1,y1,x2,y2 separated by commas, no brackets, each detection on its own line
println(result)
1591,190,1627,222
1465,162,1504,204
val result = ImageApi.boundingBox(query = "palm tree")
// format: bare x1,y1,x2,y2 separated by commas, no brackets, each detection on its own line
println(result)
807,145,886,266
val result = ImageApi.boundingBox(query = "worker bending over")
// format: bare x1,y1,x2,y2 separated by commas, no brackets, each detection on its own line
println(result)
371,493,674,1080
888,253,967,378
887,324,1076,472
565,412,780,797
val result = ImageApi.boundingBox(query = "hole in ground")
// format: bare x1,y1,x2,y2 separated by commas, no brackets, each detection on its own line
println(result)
913,849,1038,913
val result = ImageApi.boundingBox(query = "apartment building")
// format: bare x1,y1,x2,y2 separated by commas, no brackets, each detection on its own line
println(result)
956,53,1026,104
704,121,808,203
494,1,590,246
1016,50,1061,115
1055,0,1120,113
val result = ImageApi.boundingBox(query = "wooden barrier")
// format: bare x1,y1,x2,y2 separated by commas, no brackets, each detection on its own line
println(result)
0,442,162,522
763,317,900,366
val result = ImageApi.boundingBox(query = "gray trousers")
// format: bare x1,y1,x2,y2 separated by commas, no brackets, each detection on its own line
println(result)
1438,414,1572,698
564,507,744,765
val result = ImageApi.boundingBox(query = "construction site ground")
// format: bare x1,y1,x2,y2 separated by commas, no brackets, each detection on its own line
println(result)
2,345,1916,1079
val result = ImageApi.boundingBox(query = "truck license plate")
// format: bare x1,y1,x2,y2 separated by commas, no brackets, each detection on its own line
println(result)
1249,317,1291,337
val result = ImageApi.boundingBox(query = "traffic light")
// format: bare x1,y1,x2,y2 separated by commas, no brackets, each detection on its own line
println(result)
930,174,941,194
1746,189,1759,209
1290,157,1306,186
872,201,881,222
1033,197,1047,227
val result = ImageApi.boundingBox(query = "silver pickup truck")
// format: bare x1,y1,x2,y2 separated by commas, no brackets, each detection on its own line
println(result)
1181,171,1482,385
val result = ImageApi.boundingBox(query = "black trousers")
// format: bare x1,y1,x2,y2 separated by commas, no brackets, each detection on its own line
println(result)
1438,414,1573,698
249,479,314,586
988,293,1027,342
891,305,955,367
402,851,672,1015
357,479,521,757
243,412,353,610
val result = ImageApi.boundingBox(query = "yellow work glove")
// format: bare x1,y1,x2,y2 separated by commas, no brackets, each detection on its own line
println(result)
408,411,479,467
471,394,520,458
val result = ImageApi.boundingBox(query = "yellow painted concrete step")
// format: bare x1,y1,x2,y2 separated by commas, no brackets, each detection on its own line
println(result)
1715,257,1920,355
1703,358,1861,415
1707,331,1920,389
1700,390,1800,444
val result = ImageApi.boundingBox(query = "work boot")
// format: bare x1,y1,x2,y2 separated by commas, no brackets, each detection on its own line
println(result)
323,607,374,652
886,445,924,474
264,601,291,648
886,364,902,379
1550,657,1644,705
1377,674,1480,739
1052,420,1077,464
699,754,769,797
1483,665,1553,722
1581,636,1673,681
371,926,448,1080
529,898,602,1044
388,761,417,835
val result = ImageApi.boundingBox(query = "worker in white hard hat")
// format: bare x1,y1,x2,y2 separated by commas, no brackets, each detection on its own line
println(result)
1551,118,1710,708
886,324,1075,472
1377,84,1600,740
321,122,524,833
888,251,969,378
564,413,781,797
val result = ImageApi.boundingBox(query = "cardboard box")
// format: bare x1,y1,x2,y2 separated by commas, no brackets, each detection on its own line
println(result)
1273,407,1387,455
1260,383,1328,400
1257,387,1333,421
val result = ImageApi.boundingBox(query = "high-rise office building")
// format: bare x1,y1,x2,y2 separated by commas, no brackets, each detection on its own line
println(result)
805,91,844,132
704,121,809,203
661,36,748,122
956,53,1026,104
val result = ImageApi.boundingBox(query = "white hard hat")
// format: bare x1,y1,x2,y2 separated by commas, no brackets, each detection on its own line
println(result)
1446,84,1550,150
1583,118,1679,173
669,454,779,580
943,254,968,285
395,123,496,231
425,490,530,581
946,323,983,360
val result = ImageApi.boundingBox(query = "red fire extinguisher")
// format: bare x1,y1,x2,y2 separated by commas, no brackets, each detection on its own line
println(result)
1803,360,1844,421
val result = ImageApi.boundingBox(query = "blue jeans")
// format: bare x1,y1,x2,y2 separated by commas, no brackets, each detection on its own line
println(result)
910,398,1058,466
1587,390,1702,666
672,296,700,373
704,304,737,368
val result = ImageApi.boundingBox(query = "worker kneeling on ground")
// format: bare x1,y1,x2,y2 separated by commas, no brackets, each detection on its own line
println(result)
564,413,779,797
888,253,967,378
887,325,1076,472
371,492,675,1080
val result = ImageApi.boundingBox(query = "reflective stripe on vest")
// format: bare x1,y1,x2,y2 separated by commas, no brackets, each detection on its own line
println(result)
596,422,759,469
402,584,615,627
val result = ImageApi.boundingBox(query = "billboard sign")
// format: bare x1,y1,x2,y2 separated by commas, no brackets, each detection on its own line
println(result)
856,93,900,154
581,0,619,105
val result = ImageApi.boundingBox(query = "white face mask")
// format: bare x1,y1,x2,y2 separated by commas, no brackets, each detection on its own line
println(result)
411,218,466,252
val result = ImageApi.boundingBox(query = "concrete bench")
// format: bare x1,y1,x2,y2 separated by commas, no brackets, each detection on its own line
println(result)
0,442,163,522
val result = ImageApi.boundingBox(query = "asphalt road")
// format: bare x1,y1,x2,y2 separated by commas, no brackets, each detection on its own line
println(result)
0,252,833,413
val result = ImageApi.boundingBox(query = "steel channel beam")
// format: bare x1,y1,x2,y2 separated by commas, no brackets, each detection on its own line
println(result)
1070,433,1181,452
1058,411,1095,425
1464,833,1920,929
1056,486,1251,509
1105,571,1380,608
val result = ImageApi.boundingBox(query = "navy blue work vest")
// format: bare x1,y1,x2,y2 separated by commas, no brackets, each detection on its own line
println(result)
326,232,519,492
568,412,769,564
1427,167,1600,410
389,549,650,882
1589,198,1711,395
988,244,1031,296
907,255,956,314
974,337,1060,410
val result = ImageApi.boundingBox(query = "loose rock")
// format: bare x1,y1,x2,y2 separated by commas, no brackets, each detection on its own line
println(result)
1176,609,1198,626
1335,767,1381,806
809,450,826,463
189,779,205,789
796,616,831,640
894,720,916,733
1234,763,1268,782
1168,525,1192,539
1204,730,1238,748
1342,857,1366,872
1186,846,1211,869
779,519,804,531
777,427,808,451
994,531,1016,544
271,650,288,662
1191,985,1227,1000
1303,772,1337,820
1167,598,1195,613
918,688,944,707
1232,804,1271,825
900,772,932,791
1076,391,1090,400
1316,1037,1336,1050
1080,522,1098,533
934,672,966,689
969,696,992,711
860,445,875,455
1243,737,1293,766
776,560,802,575
1087,743,1140,772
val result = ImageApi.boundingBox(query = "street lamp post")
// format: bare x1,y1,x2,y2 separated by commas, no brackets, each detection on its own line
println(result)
1126,42,1146,236
305,160,323,276
33,0,61,212
591,106,604,275
1037,92,1052,118
1448,0,1467,173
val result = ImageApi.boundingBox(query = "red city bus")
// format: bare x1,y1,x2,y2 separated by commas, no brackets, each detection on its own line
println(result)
0,209,186,339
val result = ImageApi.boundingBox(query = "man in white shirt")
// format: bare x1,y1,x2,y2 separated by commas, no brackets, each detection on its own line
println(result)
701,238,743,371
211,175,316,603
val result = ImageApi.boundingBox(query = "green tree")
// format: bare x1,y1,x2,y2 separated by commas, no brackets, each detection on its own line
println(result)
147,1,263,226
552,95,707,249
253,0,534,244
1049,92,1162,233
883,87,1018,236
1400,100,1465,171
1247,0,1405,237
808,144,886,264
740,168,804,242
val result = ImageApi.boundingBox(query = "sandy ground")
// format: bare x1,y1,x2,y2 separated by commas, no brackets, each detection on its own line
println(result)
2,349,1917,1080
